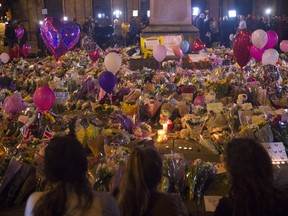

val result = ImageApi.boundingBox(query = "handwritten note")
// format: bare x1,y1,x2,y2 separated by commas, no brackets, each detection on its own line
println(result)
55,92,69,104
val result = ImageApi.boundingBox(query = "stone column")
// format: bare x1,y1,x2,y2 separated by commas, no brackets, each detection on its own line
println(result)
142,0,199,45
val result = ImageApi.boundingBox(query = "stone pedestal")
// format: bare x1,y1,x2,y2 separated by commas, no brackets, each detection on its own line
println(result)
141,0,199,45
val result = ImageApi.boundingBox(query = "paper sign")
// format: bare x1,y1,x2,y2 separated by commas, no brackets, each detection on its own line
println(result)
163,35,183,56
206,103,223,114
262,142,288,162
188,54,210,62
204,196,222,212
55,92,69,104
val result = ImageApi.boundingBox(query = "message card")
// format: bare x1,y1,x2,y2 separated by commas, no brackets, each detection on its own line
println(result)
261,142,288,162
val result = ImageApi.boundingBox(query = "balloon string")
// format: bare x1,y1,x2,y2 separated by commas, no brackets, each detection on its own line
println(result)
109,93,112,105
158,62,161,71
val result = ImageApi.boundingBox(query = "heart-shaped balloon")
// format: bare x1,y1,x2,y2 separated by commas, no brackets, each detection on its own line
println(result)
22,44,32,57
15,27,24,40
89,50,101,62
233,29,252,68
192,39,206,52
40,17,80,60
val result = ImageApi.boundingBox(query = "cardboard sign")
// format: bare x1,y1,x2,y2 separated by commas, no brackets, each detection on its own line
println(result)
55,92,69,104
140,36,164,54
262,142,288,163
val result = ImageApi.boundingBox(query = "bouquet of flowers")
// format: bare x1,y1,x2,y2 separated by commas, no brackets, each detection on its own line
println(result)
186,159,216,204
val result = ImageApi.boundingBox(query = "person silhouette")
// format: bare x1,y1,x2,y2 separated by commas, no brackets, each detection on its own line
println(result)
116,146,188,216
25,135,120,216
214,138,288,216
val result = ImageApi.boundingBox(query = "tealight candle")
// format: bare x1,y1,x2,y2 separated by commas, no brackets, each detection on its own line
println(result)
157,129,168,142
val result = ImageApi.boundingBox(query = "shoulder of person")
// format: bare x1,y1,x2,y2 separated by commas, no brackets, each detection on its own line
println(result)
25,192,46,216
151,192,188,216
93,192,120,216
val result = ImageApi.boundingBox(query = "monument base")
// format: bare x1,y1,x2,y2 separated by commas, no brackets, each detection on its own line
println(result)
141,25,199,45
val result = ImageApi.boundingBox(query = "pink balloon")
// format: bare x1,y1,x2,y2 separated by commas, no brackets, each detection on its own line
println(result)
15,27,24,40
89,50,101,62
22,44,32,57
264,30,278,49
172,45,184,59
153,45,167,62
280,40,288,53
33,86,55,111
250,45,264,62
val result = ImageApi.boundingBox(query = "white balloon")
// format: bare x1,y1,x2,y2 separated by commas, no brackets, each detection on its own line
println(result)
262,49,279,65
252,29,268,49
104,52,122,74
0,53,10,64
229,34,234,41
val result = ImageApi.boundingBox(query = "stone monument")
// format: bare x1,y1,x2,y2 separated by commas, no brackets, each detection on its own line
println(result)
141,0,199,46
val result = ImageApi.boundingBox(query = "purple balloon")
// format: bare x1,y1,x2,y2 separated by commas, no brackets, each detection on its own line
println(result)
98,71,116,94
250,45,265,62
264,30,278,49
15,27,24,40
40,17,80,60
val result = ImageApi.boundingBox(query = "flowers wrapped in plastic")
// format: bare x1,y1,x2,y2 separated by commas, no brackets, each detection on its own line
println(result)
186,159,216,204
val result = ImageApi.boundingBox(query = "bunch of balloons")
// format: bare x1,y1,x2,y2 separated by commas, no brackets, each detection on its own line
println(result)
250,29,279,65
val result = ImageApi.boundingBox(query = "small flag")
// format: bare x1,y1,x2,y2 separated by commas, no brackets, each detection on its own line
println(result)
20,126,31,141
42,125,53,143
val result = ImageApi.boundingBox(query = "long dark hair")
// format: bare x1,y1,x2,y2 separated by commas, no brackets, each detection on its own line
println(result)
225,138,288,216
33,136,93,216
117,147,162,216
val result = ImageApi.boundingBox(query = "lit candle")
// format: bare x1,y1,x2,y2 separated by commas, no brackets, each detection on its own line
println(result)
163,123,168,131
167,119,173,131
157,129,168,142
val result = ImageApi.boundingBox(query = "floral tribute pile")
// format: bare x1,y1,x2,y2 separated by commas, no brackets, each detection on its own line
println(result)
0,45,287,207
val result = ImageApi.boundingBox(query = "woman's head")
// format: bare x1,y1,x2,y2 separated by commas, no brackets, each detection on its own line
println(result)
45,136,88,184
117,147,163,216
126,147,162,190
225,138,273,185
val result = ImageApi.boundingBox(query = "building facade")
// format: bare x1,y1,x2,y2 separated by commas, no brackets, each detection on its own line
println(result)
5,0,288,40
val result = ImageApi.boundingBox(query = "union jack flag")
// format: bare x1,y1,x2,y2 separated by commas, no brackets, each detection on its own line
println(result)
21,126,32,141
42,125,53,143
